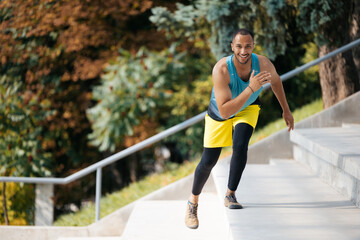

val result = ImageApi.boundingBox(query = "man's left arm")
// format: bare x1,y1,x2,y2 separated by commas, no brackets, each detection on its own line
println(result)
263,58,294,132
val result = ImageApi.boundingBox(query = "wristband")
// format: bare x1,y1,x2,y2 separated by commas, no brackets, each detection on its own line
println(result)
248,85,254,93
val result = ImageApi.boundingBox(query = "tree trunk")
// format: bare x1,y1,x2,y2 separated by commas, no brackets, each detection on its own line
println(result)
350,0,360,73
2,182,9,225
318,46,360,109
318,0,360,109
129,154,137,183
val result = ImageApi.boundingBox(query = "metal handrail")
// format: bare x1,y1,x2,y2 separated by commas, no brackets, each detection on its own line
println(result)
263,38,360,89
1,38,359,222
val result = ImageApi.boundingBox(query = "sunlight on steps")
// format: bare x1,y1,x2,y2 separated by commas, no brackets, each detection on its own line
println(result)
120,193,229,240
58,238,122,240
212,158,360,240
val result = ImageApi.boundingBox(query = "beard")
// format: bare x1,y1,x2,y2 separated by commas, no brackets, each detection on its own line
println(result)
235,54,250,65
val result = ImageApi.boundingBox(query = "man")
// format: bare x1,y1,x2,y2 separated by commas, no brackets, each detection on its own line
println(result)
185,29,294,229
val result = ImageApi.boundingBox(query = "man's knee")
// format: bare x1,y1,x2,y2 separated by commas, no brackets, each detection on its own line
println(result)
199,147,221,170
199,158,217,171
232,141,248,153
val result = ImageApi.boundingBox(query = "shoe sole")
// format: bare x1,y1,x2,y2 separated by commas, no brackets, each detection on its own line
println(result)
229,205,243,209
186,225,199,229
225,202,243,209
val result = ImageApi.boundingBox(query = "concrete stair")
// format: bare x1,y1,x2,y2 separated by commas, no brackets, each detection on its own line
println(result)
212,158,360,240
119,192,229,240
290,127,360,207
4,124,360,240
57,125,360,240
58,238,122,240
115,125,360,240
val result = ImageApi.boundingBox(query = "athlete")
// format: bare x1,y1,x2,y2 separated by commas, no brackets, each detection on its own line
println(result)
185,29,294,229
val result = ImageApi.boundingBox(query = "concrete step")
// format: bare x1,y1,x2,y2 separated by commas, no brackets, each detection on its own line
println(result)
212,158,360,240
342,122,360,128
58,238,122,240
290,127,360,206
120,192,229,240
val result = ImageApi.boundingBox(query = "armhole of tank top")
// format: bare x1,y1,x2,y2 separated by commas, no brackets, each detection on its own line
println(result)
226,55,234,86
252,53,260,72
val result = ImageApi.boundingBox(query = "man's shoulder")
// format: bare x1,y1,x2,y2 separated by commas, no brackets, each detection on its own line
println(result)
213,57,229,75
215,56,229,67
255,54,274,70
254,53,268,62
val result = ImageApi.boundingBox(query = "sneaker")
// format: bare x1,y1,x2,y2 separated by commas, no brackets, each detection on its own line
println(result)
185,201,199,229
224,194,243,209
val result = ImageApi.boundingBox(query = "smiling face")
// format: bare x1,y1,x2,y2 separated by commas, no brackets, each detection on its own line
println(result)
231,34,254,65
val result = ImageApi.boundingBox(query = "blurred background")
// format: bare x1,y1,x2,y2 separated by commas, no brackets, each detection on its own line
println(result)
0,0,359,225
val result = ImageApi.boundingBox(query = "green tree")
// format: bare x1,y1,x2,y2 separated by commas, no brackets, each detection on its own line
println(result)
0,0,184,222
297,0,360,108
87,46,185,152
151,0,359,109
150,0,321,126
87,42,214,156
0,181,35,225
0,76,53,224
151,0,295,60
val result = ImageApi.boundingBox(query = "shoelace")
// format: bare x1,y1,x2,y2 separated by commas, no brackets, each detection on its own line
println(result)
187,202,198,219
226,194,238,203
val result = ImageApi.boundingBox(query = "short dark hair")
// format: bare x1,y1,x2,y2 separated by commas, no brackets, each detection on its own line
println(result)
232,29,254,42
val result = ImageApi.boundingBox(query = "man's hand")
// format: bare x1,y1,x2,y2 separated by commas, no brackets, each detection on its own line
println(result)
249,70,271,92
283,111,294,132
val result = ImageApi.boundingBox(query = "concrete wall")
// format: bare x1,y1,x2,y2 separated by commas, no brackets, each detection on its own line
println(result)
0,226,89,240
248,91,360,164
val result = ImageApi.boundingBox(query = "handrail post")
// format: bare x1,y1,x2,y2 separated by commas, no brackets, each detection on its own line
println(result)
35,183,54,226
95,167,102,222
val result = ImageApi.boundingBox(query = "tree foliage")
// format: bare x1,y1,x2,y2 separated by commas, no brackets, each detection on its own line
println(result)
151,0,297,60
150,0,320,123
150,0,356,61
0,0,181,224
0,0,170,177
0,182,35,225
87,46,185,152
297,0,345,46
87,41,214,157
151,0,359,109
297,0,359,108
0,78,53,178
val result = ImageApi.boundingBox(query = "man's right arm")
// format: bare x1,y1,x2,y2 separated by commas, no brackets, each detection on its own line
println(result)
212,60,272,119
212,61,253,119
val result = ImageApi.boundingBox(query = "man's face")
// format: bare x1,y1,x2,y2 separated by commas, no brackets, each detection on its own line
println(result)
231,34,254,65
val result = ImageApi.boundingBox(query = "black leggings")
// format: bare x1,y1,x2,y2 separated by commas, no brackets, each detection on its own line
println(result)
192,123,254,195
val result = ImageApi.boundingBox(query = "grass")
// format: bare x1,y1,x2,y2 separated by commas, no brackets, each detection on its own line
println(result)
54,98,323,226
250,98,323,145
53,161,200,226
